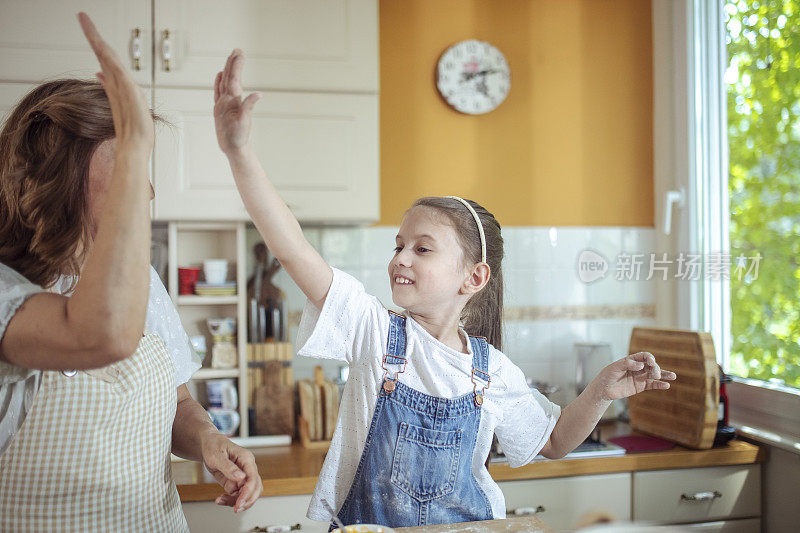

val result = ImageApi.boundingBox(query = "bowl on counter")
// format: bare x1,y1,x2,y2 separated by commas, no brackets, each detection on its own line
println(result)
332,525,394,533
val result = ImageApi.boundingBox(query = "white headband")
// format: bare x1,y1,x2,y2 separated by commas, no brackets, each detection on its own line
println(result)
444,196,486,264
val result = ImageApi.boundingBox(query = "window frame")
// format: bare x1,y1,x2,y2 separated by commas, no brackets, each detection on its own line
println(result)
653,0,799,450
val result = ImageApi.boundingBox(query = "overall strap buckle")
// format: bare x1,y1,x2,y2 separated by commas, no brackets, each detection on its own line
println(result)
471,368,491,406
381,354,407,394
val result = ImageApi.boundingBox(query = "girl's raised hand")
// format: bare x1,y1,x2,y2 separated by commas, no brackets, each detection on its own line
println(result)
77,12,153,150
593,351,677,402
214,49,262,155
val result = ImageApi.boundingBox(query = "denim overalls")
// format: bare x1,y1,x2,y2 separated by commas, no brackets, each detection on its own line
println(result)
335,311,494,529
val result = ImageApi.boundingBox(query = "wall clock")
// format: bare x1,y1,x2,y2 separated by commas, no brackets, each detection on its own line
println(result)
436,39,511,115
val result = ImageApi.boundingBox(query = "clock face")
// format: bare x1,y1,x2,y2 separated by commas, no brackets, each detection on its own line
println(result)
436,39,511,115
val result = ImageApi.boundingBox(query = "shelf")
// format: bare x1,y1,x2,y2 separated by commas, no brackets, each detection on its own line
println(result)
177,295,239,305
192,368,240,379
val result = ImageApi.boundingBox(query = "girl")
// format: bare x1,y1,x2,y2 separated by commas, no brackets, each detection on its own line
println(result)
214,50,676,529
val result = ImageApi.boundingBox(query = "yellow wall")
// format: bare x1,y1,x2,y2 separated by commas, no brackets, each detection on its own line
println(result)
378,0,653,227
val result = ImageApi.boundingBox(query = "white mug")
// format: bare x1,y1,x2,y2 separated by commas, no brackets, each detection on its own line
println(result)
207,408,240,436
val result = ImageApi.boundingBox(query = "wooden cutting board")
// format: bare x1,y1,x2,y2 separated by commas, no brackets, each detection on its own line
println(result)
253,361,294,436
628,327,719,449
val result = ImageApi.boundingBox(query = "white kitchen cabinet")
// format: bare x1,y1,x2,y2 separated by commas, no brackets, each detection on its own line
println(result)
498,473,632,531
153,0,378,92
152,88,378,222
0,0,151,86
633,465,761,525
183,494,328,533
1,1,380,223
683,518,761,532
0,83,36,121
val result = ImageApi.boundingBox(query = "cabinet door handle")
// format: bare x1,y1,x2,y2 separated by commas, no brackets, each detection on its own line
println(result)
510,505,545,516
130,28,142,71
680,490,722,502
161,29,173,72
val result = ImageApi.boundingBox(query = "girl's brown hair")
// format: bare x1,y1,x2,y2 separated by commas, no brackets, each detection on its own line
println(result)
412,197,505,350
0,79,117,288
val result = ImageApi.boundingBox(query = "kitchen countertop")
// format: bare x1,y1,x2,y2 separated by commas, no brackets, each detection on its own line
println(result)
173,422,764,502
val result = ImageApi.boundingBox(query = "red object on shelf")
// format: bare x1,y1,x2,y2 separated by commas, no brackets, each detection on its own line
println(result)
607,434,675,453
178,266,201,295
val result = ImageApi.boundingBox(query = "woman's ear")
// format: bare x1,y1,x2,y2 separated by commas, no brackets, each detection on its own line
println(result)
461,262,491,295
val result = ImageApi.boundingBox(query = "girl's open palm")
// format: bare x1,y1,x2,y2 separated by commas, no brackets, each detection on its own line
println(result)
214,49,261,155
595,352,677,401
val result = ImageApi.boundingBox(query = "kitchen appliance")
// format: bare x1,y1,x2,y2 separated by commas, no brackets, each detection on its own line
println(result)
715,365,736,445
627,327,719,449
574,342,613,396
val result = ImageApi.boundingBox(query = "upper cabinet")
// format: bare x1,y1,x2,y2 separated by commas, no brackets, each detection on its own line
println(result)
152,89,378,222
0,0,379,224
153,0,378,92
0,0,151,86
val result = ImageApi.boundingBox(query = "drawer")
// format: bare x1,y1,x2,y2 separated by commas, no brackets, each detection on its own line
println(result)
684,518,761,533
183,494,328,533
633,465,760,524
498,473,631,531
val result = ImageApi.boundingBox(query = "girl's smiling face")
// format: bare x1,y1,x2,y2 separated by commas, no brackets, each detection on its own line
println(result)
388,206,469,314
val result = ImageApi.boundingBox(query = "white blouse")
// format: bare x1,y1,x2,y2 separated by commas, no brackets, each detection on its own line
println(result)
0,263,200,455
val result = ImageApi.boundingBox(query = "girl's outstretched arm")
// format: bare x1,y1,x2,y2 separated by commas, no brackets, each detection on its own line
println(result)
214,49,332,309
539,351,676,459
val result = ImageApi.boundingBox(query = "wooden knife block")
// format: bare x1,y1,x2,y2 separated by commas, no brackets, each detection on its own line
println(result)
297,366,340,449
627,327,720,449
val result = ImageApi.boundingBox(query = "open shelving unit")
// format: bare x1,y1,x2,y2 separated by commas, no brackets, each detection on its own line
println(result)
167,221,250,437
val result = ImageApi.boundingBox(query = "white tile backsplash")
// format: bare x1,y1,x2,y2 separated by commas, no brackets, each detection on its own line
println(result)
250,224,655,394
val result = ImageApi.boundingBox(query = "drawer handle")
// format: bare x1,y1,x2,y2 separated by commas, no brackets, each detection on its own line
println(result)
511,505,546,516
680,491,722,502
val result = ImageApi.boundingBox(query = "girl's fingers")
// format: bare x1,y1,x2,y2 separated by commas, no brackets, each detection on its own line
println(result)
623,357,645,372
649,380,671,390
631,351,661,379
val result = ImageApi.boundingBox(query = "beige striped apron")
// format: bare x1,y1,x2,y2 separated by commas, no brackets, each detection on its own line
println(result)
0,332,189,532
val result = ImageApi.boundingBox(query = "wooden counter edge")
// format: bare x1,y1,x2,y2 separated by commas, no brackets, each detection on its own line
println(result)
488,439,765,481
178,476,320,502
177,439,764,502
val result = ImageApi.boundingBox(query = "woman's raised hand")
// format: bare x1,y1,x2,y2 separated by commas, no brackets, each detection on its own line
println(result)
214,49,261,155
77,13,153,151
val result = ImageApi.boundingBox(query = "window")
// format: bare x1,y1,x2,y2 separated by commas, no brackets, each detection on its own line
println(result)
724,0,800,389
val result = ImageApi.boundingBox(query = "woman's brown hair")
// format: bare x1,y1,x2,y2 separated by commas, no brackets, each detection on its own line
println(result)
412,197,505,350
0,79,117,288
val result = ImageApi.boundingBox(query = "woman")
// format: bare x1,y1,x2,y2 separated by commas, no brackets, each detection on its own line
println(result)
0,14,261,531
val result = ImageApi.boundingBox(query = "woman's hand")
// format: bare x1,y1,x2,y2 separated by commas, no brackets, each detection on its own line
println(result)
201,432,263,513
77,12,153,150
214,49,261,155
592,351,677,402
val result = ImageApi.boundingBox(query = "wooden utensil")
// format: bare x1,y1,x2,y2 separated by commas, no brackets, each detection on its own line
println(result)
628,327,719,449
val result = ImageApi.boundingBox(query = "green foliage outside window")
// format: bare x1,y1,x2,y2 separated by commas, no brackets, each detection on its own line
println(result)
725,0,800,388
